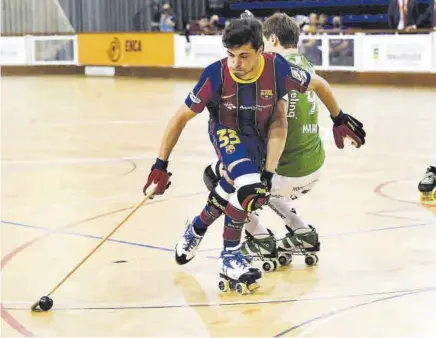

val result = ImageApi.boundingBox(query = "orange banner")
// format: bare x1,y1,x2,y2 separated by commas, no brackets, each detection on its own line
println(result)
78,33,174,66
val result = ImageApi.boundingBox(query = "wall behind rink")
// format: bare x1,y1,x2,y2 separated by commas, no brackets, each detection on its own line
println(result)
1,32,436,86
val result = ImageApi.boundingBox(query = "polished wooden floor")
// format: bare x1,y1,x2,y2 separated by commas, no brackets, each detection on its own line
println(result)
1,76,436,337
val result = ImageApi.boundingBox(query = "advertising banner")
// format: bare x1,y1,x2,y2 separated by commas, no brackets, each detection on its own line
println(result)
79,33,174,66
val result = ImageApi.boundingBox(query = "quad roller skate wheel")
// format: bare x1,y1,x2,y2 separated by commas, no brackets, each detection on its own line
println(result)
278,253,292,266
236,283,248,295
218,278,230,292
262,261,277,272
304,253,318,266
421,191,436,202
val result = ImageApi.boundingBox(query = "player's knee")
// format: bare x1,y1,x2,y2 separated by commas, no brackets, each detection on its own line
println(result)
237,182,270,212
203,161,223,191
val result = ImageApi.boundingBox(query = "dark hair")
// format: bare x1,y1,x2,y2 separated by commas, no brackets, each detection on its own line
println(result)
263,13,300,49
222,18,263,50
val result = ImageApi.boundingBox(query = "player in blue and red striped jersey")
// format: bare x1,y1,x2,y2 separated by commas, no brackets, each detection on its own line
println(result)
143,16,362,293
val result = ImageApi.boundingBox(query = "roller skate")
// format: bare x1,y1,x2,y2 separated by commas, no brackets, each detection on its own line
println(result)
276,225,320,267
218,247,262,295
418,166,436,203
240,229,278,272
175,220,203,265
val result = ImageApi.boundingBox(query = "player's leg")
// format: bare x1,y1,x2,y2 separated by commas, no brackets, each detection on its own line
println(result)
203,158,279,272
211,124,269,293
271,195,320,266
266,169,322,266
239,214,279,272
175,175,233,265
219,159,266,294
418,162,436,202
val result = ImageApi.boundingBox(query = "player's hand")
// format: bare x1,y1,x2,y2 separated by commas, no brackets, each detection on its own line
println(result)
261,170,274,191
143,158,172,196
331,111,366,149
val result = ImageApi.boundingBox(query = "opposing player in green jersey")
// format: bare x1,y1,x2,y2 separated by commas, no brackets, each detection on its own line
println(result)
204,13,366,271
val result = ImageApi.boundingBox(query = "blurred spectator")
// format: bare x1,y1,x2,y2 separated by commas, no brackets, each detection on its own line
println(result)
331,16,347,31
188,15,212,35
388,0,419,31
329,39,354,66
159,3,175,32
299,38,322,65
209,15,226,34
318,14,332,30
302,13,318,33
417,0,436,28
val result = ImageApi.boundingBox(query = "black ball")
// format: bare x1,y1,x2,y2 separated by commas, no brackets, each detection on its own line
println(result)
39,296,53,311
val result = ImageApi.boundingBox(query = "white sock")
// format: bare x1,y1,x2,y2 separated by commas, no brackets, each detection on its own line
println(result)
269,196,309,231
244,212,270,238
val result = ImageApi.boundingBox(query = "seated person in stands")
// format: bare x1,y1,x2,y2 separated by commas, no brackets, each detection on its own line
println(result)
318,14,332,30
330,16,348,31
302,13,318,34
188,15,211,35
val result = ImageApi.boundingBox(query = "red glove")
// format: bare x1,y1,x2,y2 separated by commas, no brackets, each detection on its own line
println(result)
331,111,366,149
143,158,172,196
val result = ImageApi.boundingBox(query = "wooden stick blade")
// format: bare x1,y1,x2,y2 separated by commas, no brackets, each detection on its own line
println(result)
30,300,40,312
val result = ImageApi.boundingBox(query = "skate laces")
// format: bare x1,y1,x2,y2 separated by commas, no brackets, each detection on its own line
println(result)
223,249,251,269
422,171,436,184
183,225,200,252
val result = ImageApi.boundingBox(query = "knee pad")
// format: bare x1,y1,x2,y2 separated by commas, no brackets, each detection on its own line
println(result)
207,187,228,216
237,182,270,212
203,162,222,191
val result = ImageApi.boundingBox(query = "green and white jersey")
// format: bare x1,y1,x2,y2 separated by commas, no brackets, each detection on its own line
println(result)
277,53,325,178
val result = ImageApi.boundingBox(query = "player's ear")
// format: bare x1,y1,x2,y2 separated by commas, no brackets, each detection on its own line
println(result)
271,34,278,46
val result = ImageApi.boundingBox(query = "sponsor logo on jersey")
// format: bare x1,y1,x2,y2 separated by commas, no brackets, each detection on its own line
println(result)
240,104,272,112
223,102,237,110
260,89,273,100
290,67,308,85
189,92,201,104
287,91,299,118
303,124,319,134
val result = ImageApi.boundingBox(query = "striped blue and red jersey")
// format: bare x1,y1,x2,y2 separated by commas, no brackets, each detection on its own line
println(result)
185,52,311,138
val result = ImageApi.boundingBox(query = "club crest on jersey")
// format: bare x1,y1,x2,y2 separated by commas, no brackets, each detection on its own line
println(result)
189,92,201,104
225,144,236,154
290,67,307,85
260,89,273,100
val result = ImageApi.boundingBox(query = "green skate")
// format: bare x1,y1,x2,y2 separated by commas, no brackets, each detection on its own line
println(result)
240,229,278,272
277,225,320,267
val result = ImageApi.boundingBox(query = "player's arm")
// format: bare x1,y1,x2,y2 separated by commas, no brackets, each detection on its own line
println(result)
142,104,197,196
143,64,216,196
263,98,288,190
308,74,366,148
158,104,197,161
307,73,340,118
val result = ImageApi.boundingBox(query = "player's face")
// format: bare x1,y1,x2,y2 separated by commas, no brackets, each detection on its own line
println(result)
226,42,262,77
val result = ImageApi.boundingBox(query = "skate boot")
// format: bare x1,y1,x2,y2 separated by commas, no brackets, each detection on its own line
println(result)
240,229,278,272
175,220,203,265
418,166,436,203
277,225,320,267
218,247,262,295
